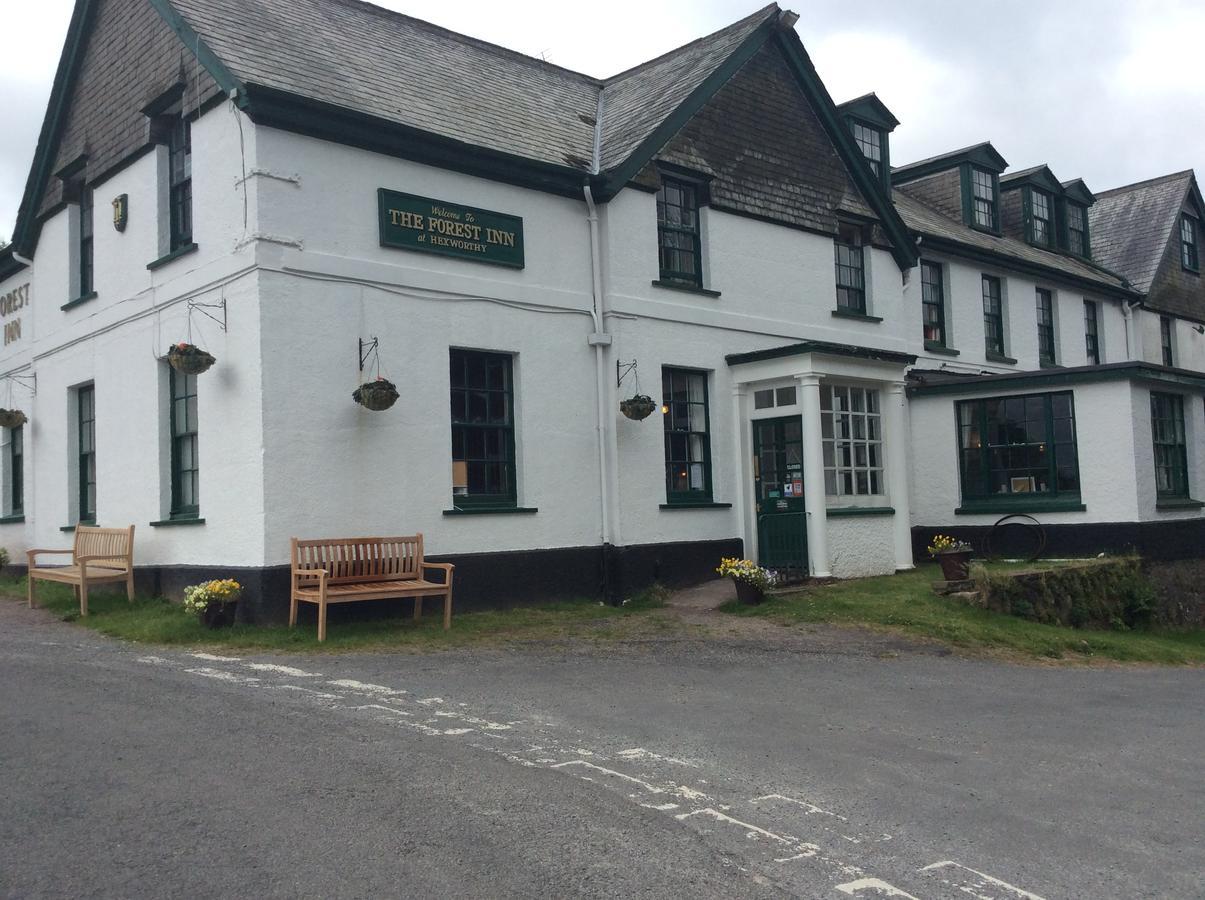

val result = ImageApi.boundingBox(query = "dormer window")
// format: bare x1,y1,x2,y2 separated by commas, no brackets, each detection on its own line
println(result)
849,121,883,178
1182,215,1199,272
1028,188,1053,247
970,167,997,231
1067,203,1089,257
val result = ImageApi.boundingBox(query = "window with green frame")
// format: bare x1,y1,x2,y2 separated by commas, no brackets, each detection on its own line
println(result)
968,166,998,231
1066,202,1089,257
1027,188,1053,248
1036,288,1056,365
662,367,712,504
77,385,96,523
450,348,516,508
834,222,866,314
79,188,94,297
1182,214,1199,272
656,177,702,287
1150,392,1189,499
1160,316,1174,367
169,367,199,518
8,424,22,516
168,115,192,252
957,392,1080,503
921,260,946,346
982,275,1005,356
1084,300,1101,365
849,120,884,179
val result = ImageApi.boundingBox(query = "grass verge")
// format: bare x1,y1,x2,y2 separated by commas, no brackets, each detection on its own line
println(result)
721,565,1205,665
3,578,672,653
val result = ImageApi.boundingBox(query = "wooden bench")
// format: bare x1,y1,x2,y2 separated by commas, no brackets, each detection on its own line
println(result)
27,525,136,616
290,535,455,642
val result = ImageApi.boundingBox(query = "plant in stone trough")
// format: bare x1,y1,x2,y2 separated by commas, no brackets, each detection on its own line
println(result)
927,534,972,556
183,578,242,629
716,557,777,590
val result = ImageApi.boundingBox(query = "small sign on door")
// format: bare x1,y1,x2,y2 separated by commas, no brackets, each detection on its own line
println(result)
792,479,802,495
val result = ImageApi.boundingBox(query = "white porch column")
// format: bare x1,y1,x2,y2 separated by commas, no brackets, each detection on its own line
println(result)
884,381,915,571
795,374,831,578
730,384,754,562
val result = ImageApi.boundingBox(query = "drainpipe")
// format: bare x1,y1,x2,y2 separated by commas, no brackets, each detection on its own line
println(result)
584,183,615,601
1122,300,1139,360
11,251,33,267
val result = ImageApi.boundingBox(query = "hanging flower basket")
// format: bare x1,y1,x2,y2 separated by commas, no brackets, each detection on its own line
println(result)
353,377,399,411
620,394,656,421
0,409,27,429
167,342,217,375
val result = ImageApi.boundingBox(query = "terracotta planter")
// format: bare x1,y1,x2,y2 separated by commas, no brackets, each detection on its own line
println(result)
353,379,399,411
167,345,217,375
935,550,973,581
0,409,27,429
199,600,238,629
733,578,766,605
620,395,656,421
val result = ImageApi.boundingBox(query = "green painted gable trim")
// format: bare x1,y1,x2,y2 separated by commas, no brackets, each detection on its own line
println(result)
771,29,917,270
1061,179,1096,206
1000,165,1063,196
835,93,899,131
148,0,247,101
892,142,1008,185
726,339,916,367
908,361,1205,396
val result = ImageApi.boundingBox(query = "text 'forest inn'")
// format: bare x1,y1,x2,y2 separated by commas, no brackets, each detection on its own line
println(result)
1,0,1203,618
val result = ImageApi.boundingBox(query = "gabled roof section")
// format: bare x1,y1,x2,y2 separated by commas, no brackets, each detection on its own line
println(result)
1061,178,1096,206
835,93,899,132
1090,170,1197,293
1000,164,1063,195
892,142,1008,184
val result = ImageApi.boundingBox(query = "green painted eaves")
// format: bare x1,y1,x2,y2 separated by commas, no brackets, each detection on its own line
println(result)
726,339,916,367
147,0,247,102
908,361,1205,396
892,142,1009,185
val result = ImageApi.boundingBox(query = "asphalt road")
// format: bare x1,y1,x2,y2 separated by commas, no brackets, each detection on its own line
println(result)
1,600,1201,899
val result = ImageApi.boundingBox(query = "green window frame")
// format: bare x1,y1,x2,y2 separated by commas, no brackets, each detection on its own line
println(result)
849,120,883,179
820,385,883,496
168,116,192,252
450,348,516,509
8,424,23,516
169,367,200,518
921,260,946,346
77,385,96,523
656,177,702,287
1027,188,1053,248
1084,300,1100,365
957,391,1080,503
1067,203,1089,257
79,188,94,297
662,367,712,504
982,275,1005,356
834,223,866,314
1160,316,1174,367
1182,215,1199,272
1036,288,1056,365
1150,392,1189,499
968,166,998,231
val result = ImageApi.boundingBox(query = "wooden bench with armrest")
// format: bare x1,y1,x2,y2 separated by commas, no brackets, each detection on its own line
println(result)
27,525,136,616
289,535,454,642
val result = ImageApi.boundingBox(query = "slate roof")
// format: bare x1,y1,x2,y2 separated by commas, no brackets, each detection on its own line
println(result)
893,191,1134,296
1089,171,1194,293
166,0,778,175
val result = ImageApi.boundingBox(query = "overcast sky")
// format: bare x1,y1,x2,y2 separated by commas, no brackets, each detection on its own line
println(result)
2,0,1203,244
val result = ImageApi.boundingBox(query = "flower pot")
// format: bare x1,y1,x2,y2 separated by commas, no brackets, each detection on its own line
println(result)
199,600,238,629
733,578,765,605
935,550,973,581
167,345,217,375
0,409,27,429
353,379,399,411
620,395,656,421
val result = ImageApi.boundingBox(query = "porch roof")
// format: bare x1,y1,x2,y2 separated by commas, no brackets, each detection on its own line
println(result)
907,361,1205,396
725,339,917,367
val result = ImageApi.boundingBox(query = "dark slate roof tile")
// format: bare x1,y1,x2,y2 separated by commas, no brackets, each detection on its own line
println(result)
1088,171,1193,293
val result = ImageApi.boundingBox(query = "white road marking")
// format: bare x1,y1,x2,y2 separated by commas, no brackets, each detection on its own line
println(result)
552,760,665,794
245,663,320,677
327,678,407,696
921,862,1048,900
835,877,921,898
268,685,340,700
185,667,259,684
616,747,699,767
136,655,170,665
642,802,680,811
347,704,411,716
189,652,241,662
753,793,849,821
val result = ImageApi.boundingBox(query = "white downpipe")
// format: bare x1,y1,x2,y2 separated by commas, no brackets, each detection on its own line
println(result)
1122,301,1138,360
584,184,612,548
11,251,33,267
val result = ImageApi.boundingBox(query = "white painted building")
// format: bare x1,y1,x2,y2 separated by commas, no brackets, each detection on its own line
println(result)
1,0,1202,618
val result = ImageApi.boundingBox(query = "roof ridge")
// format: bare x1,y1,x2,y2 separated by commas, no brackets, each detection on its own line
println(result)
602,3,778,85
892,141,998,173
1095,169,1194,198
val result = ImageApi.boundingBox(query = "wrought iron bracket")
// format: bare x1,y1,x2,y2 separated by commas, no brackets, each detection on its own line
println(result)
187,297,227,332
359,337,380,373
616,358,638,389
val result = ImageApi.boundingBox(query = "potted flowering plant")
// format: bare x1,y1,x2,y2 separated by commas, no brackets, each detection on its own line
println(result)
352,375,399,411
619,394,656,421
716,556,777,605
927,534,974,581
0,409,27,428
167,342,217,375
183,578,242,629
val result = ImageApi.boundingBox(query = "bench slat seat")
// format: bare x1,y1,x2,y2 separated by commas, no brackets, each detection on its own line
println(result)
289,534,454,641
27,526,136,616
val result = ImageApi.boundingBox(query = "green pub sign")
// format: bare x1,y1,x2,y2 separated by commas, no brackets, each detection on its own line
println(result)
378,189,524,269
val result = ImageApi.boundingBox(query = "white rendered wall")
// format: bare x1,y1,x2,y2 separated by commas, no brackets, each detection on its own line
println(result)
1131,380,1205,522
826,515,896,578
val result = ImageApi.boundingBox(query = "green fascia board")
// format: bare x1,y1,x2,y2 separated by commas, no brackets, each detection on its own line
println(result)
596,14,778,199
1061,179,1096,206
835,93,899,132
892,142,1009,185
913,233,1139,302
243,84,593,200
908,361,1205,396
726,339,916,367
771,30,917,270
0,249,26,282
147,0,247,101
1000,165,1064,196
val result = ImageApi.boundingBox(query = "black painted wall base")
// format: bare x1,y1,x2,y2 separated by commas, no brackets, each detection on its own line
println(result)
9,537,743,625
911,518,1205,564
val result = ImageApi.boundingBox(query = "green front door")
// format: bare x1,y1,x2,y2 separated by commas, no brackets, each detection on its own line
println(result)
753,416,808,577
